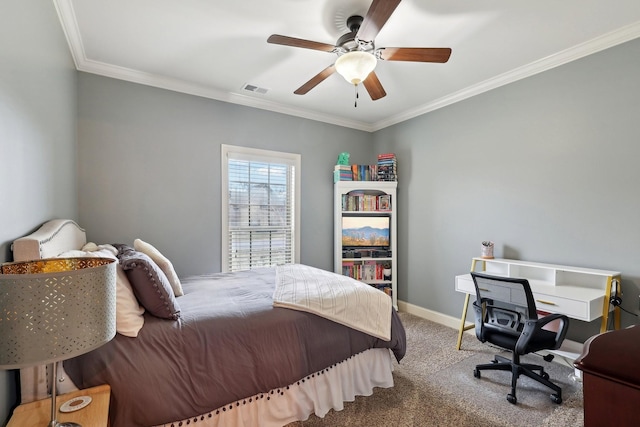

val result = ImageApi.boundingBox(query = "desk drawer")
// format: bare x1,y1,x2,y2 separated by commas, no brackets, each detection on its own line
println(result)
455,274,475,294
532,293,588,320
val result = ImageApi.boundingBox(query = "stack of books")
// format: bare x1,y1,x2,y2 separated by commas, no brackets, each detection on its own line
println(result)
333,164,353,182
377,153,397,181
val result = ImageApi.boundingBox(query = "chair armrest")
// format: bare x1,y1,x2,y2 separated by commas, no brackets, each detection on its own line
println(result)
472,300,484,342
515,313,570,354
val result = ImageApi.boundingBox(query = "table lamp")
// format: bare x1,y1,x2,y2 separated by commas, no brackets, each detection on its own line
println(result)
0,257,117,427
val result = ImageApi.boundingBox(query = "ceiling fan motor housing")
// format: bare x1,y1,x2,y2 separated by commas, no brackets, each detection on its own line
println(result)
336,16,374,54
347,15,363,32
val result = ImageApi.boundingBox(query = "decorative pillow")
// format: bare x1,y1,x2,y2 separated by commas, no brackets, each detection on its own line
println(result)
118,249,180,320
134,238,184,297
113,243,136,258
58,245,145,337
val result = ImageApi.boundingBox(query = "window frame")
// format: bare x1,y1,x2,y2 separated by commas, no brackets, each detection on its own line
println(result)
221,144,301,272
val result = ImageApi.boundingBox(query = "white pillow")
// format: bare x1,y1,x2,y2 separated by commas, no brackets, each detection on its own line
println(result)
112,264,146,337
82,242,118,256
58,245,145,337
134,238,184,297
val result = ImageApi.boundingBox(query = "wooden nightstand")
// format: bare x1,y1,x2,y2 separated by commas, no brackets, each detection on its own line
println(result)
8,384,110,427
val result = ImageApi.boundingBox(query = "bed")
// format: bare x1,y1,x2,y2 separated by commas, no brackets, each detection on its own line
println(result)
10,219,406,427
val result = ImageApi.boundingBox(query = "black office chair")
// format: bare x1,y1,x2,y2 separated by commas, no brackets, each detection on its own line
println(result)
470,272,569,404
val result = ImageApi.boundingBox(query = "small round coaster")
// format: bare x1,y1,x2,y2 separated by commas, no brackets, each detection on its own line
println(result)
60,395,92,413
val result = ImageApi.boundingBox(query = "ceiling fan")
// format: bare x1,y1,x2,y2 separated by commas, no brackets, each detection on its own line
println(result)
267,0,451,102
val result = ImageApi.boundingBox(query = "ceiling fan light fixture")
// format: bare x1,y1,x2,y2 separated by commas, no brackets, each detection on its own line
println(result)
335,51,376,85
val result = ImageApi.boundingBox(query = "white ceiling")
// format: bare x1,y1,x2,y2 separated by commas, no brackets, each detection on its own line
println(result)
54,0,640,132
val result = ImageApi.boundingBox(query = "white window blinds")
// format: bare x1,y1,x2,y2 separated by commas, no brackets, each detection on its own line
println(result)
221,145,300,272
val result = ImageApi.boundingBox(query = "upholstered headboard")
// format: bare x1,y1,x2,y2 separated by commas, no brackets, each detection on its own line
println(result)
12,219,86,262
10,219,86,402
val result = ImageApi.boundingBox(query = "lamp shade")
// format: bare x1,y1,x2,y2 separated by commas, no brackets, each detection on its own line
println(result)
335,51,377,85
0,257,117,369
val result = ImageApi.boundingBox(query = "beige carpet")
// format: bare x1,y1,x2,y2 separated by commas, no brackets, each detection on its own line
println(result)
288,312,583,427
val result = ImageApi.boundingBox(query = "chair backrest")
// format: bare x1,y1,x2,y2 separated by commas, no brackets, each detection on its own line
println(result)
470,272,538,339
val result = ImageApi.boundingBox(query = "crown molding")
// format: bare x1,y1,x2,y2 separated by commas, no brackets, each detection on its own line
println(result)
54,0,640,133
80,59,376,132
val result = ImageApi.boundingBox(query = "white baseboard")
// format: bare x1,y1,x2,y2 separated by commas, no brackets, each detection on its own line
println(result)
397,299,584,365
398,300,471,330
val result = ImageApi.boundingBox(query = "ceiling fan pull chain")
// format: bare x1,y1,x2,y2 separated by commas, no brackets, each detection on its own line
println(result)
354,84,359,108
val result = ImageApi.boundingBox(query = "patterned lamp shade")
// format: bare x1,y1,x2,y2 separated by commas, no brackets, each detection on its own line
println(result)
0,257,117,369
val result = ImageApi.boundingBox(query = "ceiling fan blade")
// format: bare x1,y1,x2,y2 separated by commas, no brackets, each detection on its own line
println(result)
363,71,386,100
356,0,402,42
267,34,335,52
379,47,452,63
294,64,336,95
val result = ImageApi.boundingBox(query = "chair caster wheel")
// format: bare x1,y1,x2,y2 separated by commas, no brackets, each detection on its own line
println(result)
473,369,481,378
507,394,517,404
541,371,550,380
551,394,562,404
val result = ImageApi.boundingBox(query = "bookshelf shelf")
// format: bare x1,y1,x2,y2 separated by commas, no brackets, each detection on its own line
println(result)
334,180,397,309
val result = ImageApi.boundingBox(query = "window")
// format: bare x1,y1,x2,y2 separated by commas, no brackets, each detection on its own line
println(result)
221,145,300,272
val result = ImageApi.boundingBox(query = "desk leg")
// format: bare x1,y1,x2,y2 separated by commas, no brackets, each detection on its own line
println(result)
600,277,611,333
600,275,622,333
456,293,471,350
456,258,481,350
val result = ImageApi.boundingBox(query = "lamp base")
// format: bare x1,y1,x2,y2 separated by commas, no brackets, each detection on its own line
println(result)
48,363,84,427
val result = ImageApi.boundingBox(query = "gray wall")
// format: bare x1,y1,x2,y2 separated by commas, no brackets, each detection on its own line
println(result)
76,73,374,275
374,38,640,342
0,1,78,423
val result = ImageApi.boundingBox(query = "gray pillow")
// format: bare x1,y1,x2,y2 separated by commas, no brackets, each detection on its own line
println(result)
118,248,180,320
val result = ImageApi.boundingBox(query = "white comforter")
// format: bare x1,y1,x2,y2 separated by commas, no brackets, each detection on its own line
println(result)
273,264,392,341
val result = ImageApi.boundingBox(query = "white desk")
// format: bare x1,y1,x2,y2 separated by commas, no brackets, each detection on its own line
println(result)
455,257,621,350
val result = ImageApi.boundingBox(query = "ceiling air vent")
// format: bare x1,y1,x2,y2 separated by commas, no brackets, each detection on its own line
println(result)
242,84,268,95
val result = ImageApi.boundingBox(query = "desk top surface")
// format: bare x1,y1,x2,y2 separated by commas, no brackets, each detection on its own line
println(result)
472,257,621,276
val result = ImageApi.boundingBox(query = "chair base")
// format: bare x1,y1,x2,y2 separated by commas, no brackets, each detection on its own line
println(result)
473,354,563,405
